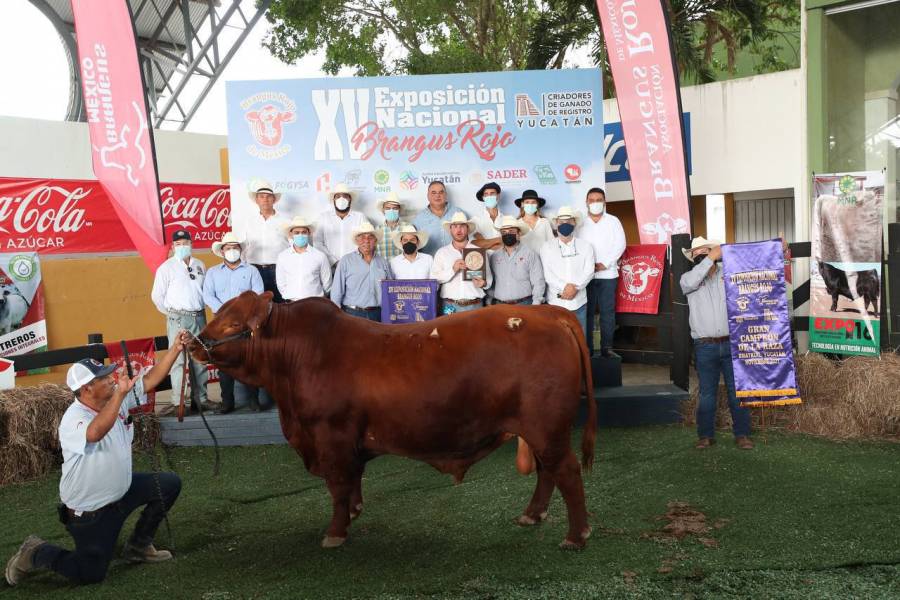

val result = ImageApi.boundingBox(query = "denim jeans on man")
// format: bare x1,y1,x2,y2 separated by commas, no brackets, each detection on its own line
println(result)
31,472,181,584
166,313,208,407
218,370,274,411
343,306,381,321
586,278,617,355
695,340,751,439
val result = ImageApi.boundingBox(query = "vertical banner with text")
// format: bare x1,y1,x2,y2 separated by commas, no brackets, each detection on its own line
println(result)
71,0,168,270
723,241,801,407
595,0,693,245
0,253,48,375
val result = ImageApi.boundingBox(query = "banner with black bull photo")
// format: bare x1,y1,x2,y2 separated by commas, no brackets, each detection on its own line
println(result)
723,240,801,407
0,253,49,375
810,172,883,356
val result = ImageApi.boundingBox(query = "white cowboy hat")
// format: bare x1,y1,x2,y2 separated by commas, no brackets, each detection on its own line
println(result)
681,236,721,262
247,178,281,202
350,221,382,245
211,232,243,258
376,191,404,211
282,216,316,238
493,214,529,237
326,182,358,202
441,211,476,234
391,224,429,251
552,206,583,227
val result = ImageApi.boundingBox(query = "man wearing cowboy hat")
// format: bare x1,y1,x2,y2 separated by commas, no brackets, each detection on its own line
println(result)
331,222,394,321
471,182,503,251
390,224,433,279
578,187,626,357
680,237,753,450
238,179,289,303
515,189,555,253
412,180,460,256
150,228,208,416
4,335,190,586
489,215,545,306
376,192,407,260
203,232,268,414
539,207,596,334
275,216,332,301
314,183,370,267
430,211,492,314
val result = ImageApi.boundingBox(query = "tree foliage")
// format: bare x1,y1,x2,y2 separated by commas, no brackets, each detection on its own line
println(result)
262,0,800,90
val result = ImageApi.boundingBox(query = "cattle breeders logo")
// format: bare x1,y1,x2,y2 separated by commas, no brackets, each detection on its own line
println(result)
241,92,297,160
621,260,661,296
515,90,595,129
7,255,37,282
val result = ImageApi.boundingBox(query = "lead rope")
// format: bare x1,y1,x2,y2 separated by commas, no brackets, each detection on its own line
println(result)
183,344,221,476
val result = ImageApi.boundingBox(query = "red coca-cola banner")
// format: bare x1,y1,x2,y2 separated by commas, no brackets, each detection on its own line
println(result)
0,177,230,254
616,244,668,314
595,1,693,245
72,0,167,270
105,337,156,414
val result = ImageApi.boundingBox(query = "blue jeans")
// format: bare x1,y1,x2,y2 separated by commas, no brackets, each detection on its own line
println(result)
166,313,208,406
343,306,381,321
694,341,751,439
573,304,588,339
441,300,483,315
253,264,283,303
32,472,181,584
218,370,273,411
586,278,617,355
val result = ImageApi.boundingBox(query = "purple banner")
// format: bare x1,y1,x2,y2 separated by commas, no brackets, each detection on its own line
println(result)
722,240,802,407
381,280,439,324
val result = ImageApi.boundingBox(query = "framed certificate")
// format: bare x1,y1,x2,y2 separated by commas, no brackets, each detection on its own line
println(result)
463,248,486,281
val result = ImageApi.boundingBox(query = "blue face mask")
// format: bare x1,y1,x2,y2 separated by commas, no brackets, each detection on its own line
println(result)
384,208,400,222
174,245,191,260
483,195,498,209
523,204,538,215
557,222,576,237
293,234,309,248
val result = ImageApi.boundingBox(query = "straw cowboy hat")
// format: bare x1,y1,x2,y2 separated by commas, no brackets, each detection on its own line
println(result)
211,232,243,258
247,178,281,202
391,224,429,251
493,214,529,237
552,206,583,227
282,216,316,238
514,189,546,208
441,211,476,234
350,221,382,245
681,236,721,262
327,182,358,202
376,191,404,211
476,182,501,202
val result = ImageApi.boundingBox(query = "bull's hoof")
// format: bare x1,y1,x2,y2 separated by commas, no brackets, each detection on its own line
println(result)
321,535,347,548
559,538,587,550
350,503,363,520
515,511,548,527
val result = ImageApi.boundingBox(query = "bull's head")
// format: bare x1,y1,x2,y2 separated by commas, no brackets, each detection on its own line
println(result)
192,291,273,386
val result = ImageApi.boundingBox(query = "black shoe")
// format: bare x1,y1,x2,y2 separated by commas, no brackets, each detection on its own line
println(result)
601,349,620,359
215,405,235,415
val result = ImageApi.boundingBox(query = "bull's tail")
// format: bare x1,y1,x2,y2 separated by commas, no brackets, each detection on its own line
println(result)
563,317,597,472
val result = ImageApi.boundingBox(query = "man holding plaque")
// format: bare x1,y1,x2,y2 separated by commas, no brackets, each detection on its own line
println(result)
431,211,491,314
679,237,753,450
390,224,433,279
489,215,545,306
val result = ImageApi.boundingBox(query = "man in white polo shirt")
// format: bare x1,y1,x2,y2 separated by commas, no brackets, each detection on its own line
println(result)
4,333,188,586
237,179,289,302
314,183,369,266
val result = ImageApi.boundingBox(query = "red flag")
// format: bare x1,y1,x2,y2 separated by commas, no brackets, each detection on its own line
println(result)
616,244,668,314
595,1,692,245
105,338,156,414
71,0,167,270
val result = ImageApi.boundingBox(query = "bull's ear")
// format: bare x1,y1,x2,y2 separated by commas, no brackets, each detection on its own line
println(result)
248,291,274,332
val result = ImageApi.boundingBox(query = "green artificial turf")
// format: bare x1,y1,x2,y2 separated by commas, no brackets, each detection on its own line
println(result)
2,425,899,599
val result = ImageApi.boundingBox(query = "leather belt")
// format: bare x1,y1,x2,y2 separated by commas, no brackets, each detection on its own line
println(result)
445,298,482,307
343,305,380,311
67,501,116,519
696,336,730,344
167,309,203,317
493,296,531,305
253,263,276,269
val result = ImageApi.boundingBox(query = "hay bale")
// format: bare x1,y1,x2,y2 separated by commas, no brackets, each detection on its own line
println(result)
681,352,900,440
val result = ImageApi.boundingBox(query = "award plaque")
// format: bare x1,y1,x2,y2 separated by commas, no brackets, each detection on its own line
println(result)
463,248,486,281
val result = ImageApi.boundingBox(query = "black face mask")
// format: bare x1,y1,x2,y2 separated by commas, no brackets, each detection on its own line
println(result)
402,241,418,255
557,223,576,237
501,233,518,247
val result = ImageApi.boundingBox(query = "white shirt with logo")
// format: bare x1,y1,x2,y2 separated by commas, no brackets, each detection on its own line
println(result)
58,378,144,512
151,256,206,313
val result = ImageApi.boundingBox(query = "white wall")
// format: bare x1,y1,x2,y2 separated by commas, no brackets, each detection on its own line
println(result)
0,116,226,183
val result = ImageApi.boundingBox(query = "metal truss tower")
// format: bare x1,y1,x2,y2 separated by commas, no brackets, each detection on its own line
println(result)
29,0,271,130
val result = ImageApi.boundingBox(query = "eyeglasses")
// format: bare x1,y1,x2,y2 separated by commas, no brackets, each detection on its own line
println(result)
558,240,579,258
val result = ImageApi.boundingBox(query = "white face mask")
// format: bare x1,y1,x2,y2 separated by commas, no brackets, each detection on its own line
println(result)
588,202,605,216
224,249,241,263
334,197,350,211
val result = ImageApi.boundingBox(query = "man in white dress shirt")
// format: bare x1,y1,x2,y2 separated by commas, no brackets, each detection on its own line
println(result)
431,211,491,314
276,216,333,301
540,207,595,336
150,229,208,415
389,224,433,279
238,179,289,302
314,183,369,266
578,187,627,357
